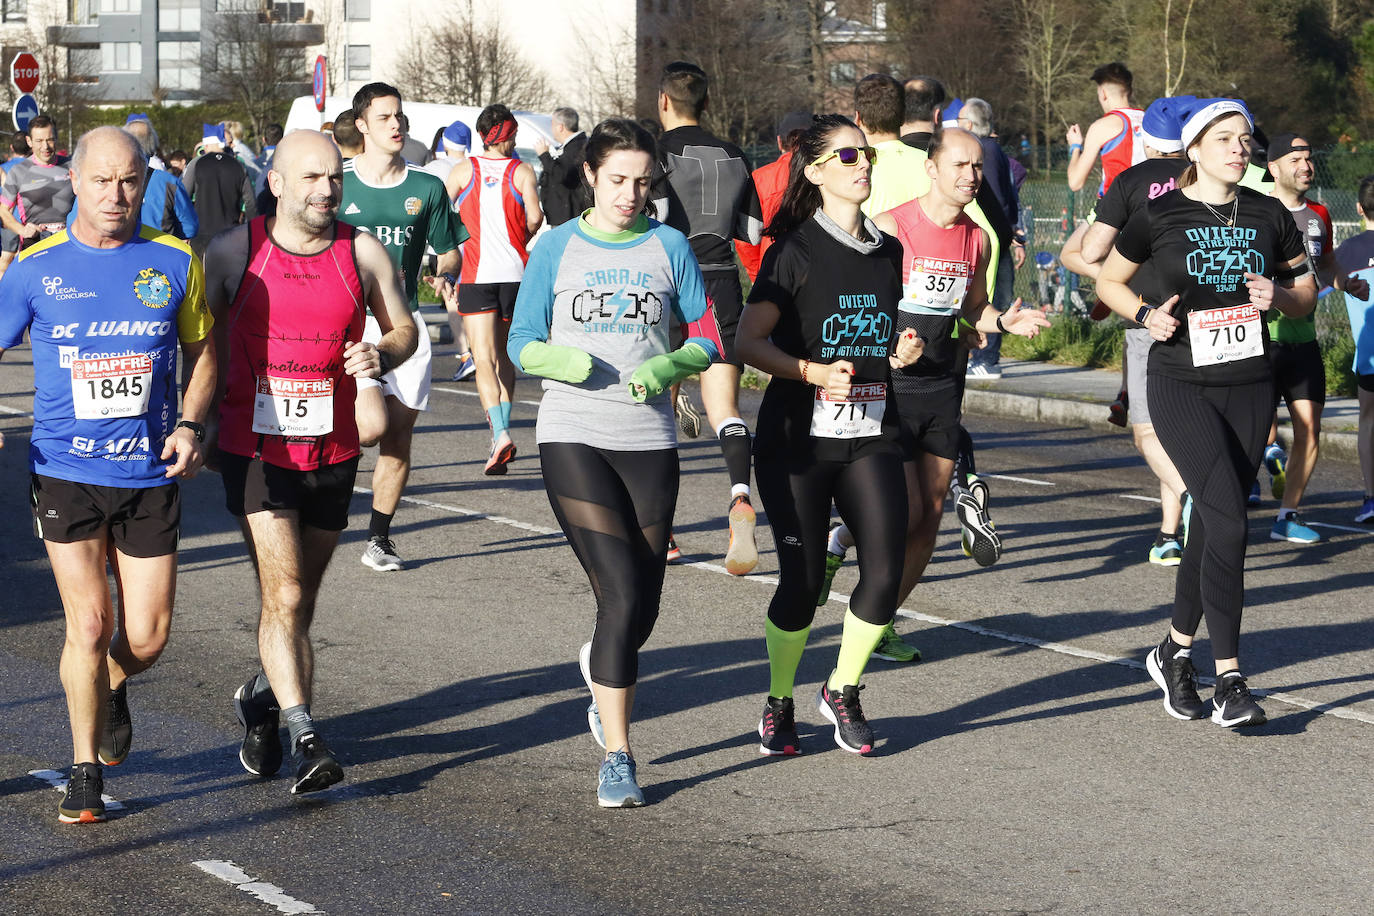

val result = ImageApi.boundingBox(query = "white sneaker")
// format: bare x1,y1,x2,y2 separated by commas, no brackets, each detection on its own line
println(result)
361,535,402,571
967,364,1002,380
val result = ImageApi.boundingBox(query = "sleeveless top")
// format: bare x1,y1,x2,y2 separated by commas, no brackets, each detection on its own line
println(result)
218,217,367,470
887,198,983,394
1099,107,1145,196
457,156,529,284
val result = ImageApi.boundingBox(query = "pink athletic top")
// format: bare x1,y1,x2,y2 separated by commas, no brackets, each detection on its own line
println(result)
218,217,367,470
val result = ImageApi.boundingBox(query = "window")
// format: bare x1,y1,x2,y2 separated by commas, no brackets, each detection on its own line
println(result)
345,0,369,19
159,0,200,30
100,0,141,11
830,61,857,86
101,41,142,72
271,1,304,20
216,41,248,70
215,0,258,10
346,44,370,81
2,0,27,23
158,40,200,90
67,47,100,81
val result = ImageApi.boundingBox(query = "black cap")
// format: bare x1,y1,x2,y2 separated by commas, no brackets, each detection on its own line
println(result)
1262,132,1310,182
777,111,813,138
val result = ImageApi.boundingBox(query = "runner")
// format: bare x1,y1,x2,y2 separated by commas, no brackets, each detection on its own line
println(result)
1263,132,1369,543
1332,175,1374,523
1065,62,1145,198
0,116,75,253
737,114,923,756
447,104,543,474
855,74,930,217
0,126,216,822
507,118,723,805
122,117,198,239
183,124,256,258
1073,95,1193,566
653,61,765,575
735,110,812,283
206,129,417,794
1097,98,1316,727
343,82,467,572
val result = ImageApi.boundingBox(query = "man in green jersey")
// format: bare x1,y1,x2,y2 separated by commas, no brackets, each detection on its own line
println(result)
343,82,467,571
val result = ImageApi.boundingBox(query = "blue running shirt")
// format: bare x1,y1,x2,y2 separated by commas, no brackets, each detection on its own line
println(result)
0,226,212,486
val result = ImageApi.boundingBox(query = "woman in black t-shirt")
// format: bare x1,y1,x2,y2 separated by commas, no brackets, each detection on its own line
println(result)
1098,99,1316,728
737,115,921,757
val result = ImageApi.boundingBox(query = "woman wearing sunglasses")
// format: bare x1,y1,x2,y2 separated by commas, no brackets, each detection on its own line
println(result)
1097,99,1316,727
737,114,922,755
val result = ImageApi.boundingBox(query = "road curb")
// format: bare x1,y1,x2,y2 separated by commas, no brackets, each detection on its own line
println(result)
963,387,1363,462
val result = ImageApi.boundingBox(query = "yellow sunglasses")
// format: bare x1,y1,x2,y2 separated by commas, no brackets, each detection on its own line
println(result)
811,145,878,167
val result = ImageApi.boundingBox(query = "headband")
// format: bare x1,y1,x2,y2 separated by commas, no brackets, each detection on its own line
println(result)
482,119,517,147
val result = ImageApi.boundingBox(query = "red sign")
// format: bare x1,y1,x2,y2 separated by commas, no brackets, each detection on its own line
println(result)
11,52,38,94
312,55,327,113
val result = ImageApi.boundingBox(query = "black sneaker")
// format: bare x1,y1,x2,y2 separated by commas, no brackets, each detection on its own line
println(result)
955,483,1002,568
1211,675,1267,728
1145,647,1207,720
58,762,106,824
816,681,874,754
233,677,283,777
758,696,801,756
291,732,344,794
98,681,133,766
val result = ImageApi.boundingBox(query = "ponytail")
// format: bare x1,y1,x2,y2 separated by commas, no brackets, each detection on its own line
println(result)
766,114,858,239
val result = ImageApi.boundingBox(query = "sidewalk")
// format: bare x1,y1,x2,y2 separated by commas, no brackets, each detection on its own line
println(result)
964,360,1363,462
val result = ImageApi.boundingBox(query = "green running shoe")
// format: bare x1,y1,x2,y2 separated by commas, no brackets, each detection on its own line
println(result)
816,550,844,606
871,621,920,662
1265,444,1287,500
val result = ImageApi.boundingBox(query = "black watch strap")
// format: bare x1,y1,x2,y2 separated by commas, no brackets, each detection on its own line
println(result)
1134,304,1154,325
175,420,205,442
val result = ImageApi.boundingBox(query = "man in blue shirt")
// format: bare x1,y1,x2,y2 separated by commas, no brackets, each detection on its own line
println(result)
0,126,216,824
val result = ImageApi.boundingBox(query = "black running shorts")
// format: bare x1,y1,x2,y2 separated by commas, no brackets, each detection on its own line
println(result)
704,270,744,367
219,452,360,531
30,475,180,557
895,386,963,461
1269,340,1326,406
457,281,520,321
1360,372,1374,393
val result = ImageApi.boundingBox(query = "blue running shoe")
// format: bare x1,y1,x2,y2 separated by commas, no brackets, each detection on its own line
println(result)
578,641,606,749
596,751,645,808
1264,444,1287,500
1247,481,1262,507
1148,538,1183,566
1356,497,1374,524
1271,512,1320,544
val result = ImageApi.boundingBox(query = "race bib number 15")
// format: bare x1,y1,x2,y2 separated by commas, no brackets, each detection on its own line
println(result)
252,376,335,436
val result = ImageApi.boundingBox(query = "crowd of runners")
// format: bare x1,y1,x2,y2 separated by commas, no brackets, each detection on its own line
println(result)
2,57,1372,820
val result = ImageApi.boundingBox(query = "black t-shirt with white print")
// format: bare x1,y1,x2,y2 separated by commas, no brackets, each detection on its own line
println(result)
1115,186,1307,385
748,212,904,461
1096,157,1188,306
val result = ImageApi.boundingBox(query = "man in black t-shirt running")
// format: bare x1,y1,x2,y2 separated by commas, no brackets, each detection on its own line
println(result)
653,61,765,575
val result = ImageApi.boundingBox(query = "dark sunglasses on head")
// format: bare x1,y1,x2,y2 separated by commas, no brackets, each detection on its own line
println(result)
811,145,878,167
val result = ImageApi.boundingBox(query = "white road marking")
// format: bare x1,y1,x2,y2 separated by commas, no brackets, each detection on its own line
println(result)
0,403,32,417
984,473,1055,486
1117,494,1162,503
1309,521,1374,536
28,769,126,811
431,385,541,408
363,489,1374,726
193,860,321,915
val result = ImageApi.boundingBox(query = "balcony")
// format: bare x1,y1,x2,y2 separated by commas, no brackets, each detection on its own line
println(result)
262,21,323,46
47,23,99,47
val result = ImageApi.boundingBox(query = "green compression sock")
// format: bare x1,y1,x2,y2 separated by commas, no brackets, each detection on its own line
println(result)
765,619,810,699
829,611,887,690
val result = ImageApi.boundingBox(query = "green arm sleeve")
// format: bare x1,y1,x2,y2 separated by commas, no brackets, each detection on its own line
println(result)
517,340,593,384
628,342,710,403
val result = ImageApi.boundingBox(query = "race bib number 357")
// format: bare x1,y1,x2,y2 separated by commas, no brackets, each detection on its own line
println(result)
1188,304,1263,367
252,376,335,436
70,354,152,419
901,256,970,316
810,382,886,440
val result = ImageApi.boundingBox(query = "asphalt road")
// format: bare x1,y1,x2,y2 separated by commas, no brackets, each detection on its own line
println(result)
2,342,1372,916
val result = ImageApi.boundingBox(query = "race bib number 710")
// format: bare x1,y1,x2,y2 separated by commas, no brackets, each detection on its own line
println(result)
1188,304,1263,367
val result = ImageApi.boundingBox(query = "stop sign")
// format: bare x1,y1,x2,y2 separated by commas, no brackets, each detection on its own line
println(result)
11,52,38,94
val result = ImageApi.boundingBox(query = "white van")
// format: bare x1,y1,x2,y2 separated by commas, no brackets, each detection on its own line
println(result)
283,96,553,169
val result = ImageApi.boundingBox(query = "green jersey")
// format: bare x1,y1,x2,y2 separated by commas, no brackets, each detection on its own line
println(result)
341,161,468,309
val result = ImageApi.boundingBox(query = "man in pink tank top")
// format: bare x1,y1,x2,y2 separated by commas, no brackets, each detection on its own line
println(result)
204,130,417,796
447,104,543,473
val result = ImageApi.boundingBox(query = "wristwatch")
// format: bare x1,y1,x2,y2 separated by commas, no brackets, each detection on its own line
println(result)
1134,304,1154,326
441,272,458,288
175,420,205,442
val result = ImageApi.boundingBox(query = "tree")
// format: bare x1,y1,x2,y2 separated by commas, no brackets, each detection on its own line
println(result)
1161,0,1196,96
204,6,312,142
1010,0,1091,173
392,1,551,110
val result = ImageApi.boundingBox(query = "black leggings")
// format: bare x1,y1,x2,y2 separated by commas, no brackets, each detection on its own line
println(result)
1148,373,1274,660
755,447,908,632
540,442,679,688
